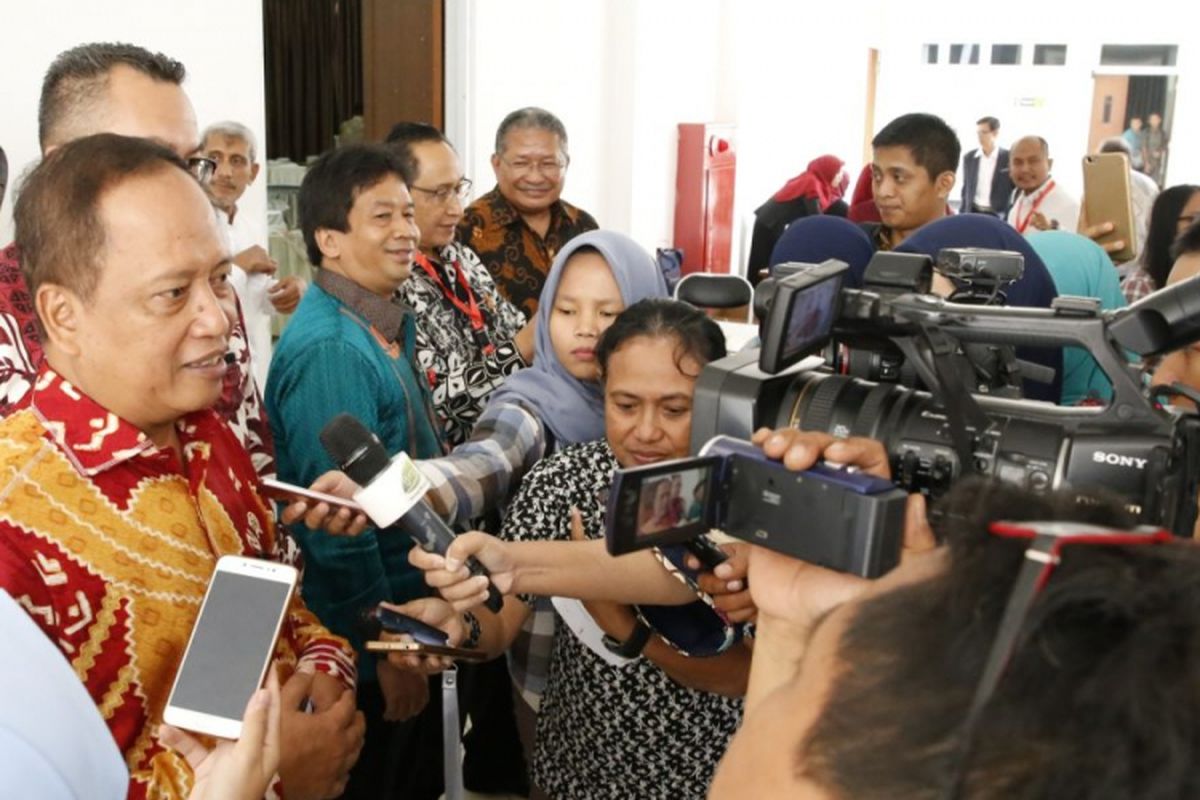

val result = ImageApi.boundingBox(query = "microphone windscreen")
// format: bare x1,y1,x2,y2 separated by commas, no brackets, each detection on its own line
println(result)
320,413,392,486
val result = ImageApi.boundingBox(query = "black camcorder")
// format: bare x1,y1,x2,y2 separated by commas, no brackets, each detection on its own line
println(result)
693,253,1200,537
605,435,908,578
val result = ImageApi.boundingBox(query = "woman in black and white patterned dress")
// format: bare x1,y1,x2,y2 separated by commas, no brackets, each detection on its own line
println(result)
414,299,752,799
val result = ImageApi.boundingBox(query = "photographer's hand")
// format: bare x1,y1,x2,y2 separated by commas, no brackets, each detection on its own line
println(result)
686,543,756,624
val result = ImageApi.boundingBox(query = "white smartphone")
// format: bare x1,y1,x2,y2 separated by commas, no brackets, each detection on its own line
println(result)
259,476,364,514
163,555,297,739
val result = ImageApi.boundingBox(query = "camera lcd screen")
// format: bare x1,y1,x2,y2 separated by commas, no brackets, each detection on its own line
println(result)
606,456,722,556
636,465,710,538
759,260,848,374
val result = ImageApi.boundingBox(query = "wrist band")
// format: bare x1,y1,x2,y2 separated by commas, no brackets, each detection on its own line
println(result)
461,611,482,650
602,617,653,659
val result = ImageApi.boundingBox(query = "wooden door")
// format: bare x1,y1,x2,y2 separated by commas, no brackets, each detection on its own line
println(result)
1088,74,1129,153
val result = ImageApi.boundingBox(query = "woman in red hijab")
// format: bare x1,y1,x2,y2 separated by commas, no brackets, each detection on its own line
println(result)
748,155,849,283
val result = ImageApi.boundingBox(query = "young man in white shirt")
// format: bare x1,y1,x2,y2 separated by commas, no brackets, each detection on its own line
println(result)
202,121,304,388
1007,135,1080,236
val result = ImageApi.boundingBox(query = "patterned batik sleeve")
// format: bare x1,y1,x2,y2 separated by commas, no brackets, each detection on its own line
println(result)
460,244,527,344
416,401,545,527
283,594,358,691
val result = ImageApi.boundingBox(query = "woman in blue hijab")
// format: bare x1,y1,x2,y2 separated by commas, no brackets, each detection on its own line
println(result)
420,229,669,526
897,215,1063,402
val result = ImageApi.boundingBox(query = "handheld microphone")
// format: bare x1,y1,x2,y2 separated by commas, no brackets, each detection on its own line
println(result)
319,413,504,613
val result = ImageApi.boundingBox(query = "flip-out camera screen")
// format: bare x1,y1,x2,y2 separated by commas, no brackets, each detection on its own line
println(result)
759,260,848,374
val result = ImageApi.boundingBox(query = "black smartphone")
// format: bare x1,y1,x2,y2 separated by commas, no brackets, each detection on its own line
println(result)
368,605,448,645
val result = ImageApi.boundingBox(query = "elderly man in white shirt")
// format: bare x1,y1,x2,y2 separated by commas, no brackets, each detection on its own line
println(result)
1007,135,1080,236
202,121,305,389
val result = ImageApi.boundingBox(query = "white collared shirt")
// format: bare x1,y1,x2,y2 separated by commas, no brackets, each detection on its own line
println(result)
974,146,1000,208
220,209,276,391
1007,178,1080,237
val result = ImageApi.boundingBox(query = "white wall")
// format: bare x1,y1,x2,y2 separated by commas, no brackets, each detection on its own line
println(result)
873,0,1200,202
0,0,268,245
455,0,878,270
452,0,1200,275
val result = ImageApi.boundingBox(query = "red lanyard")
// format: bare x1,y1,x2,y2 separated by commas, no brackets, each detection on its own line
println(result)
414,251,491,339
1014,180,1056,234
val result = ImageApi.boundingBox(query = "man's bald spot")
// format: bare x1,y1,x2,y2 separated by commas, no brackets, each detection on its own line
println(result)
1011,135,1050,158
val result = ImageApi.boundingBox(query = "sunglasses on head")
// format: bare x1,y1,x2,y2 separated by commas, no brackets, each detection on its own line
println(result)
942,519,1174,799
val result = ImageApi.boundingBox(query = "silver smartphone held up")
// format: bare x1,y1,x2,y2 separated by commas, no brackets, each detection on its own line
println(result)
163,555,297,739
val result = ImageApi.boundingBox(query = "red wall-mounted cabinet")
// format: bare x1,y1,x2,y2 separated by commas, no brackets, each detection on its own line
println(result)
673,123,736,275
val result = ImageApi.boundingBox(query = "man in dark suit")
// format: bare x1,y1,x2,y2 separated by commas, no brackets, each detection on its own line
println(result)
960,116,1014,217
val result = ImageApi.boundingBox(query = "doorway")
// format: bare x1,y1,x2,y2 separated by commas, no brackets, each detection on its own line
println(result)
1088,73,1175,185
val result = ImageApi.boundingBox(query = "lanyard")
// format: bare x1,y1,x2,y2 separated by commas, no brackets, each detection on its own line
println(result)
1014,180,1056,234
414,252,494,354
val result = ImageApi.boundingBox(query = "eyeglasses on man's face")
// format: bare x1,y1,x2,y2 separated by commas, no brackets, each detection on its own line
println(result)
499,156,568,178
409,177,473,205
187,156,217,186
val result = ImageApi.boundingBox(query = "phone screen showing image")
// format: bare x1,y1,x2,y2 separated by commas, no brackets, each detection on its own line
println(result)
169,570,293,721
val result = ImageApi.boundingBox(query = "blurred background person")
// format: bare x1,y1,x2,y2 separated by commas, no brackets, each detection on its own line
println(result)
959,115,1014,218
746,154,848,284
1121,184,1200,303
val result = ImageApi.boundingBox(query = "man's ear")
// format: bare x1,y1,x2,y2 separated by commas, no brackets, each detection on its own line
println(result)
1047,157,1055,173
314,228,341,263
490,153,502,178
248,162,260,185
36,283,84,357
935,170,957,198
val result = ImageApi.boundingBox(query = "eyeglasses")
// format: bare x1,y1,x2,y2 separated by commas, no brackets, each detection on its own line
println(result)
409,178,472,205
499,156,568,178
942,519,1173,799
187,156,217,186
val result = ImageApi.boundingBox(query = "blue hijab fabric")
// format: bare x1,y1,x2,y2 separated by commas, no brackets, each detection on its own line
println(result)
486,230,669,445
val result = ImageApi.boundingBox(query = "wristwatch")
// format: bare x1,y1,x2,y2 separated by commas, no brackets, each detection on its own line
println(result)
602,617,653,659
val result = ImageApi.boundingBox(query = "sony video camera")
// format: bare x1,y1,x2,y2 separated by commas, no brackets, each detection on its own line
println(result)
767,249,1047,396
692,256,1200,537
605,435,908,578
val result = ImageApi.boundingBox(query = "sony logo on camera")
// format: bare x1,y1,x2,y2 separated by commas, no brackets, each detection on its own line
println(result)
1092,451,1149,470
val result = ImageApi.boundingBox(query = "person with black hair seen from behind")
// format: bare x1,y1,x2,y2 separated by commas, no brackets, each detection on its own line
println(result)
1121,184,1200,303
457,107,598,318
1006,135,1080,237
711,428,1200,799
864,112,960,251
960,116,1014,217
386,122,535,449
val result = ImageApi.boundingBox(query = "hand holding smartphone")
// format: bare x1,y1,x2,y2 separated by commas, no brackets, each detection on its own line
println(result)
1082,153,1138,263
259,477,363,513
363,604,487,663
164,556,297,739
